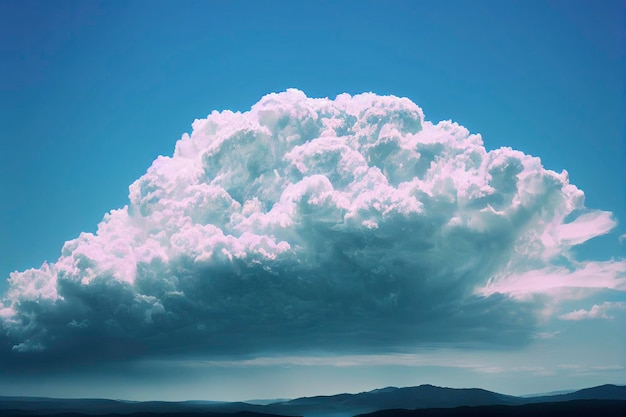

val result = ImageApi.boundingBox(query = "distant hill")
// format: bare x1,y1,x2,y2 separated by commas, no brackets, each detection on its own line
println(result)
1,383,625,417
526,383,626,403
262,384,626,416
0,397,268,416
262,384,523,416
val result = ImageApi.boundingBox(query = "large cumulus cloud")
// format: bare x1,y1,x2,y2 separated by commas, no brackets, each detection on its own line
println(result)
1,89,624,370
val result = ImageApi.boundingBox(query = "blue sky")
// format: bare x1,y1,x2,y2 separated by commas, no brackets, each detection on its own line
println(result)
0,0,624,401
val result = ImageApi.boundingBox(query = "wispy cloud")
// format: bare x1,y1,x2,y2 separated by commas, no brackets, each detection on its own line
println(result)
480,261,626,299
532,331,560,340
189,353,483,369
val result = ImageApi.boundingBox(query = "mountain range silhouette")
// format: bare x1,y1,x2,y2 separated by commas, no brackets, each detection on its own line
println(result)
1,383,624,417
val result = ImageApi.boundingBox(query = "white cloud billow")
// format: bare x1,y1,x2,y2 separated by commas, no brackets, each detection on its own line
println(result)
1,89,624,367
559,301,626,320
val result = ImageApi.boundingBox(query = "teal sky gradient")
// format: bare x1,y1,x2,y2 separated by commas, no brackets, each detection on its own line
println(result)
1,0,624,401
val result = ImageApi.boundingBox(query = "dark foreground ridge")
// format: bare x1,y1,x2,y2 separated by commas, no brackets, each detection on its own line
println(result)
0,412,296,417
1,383,625,417
356,399,626,417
